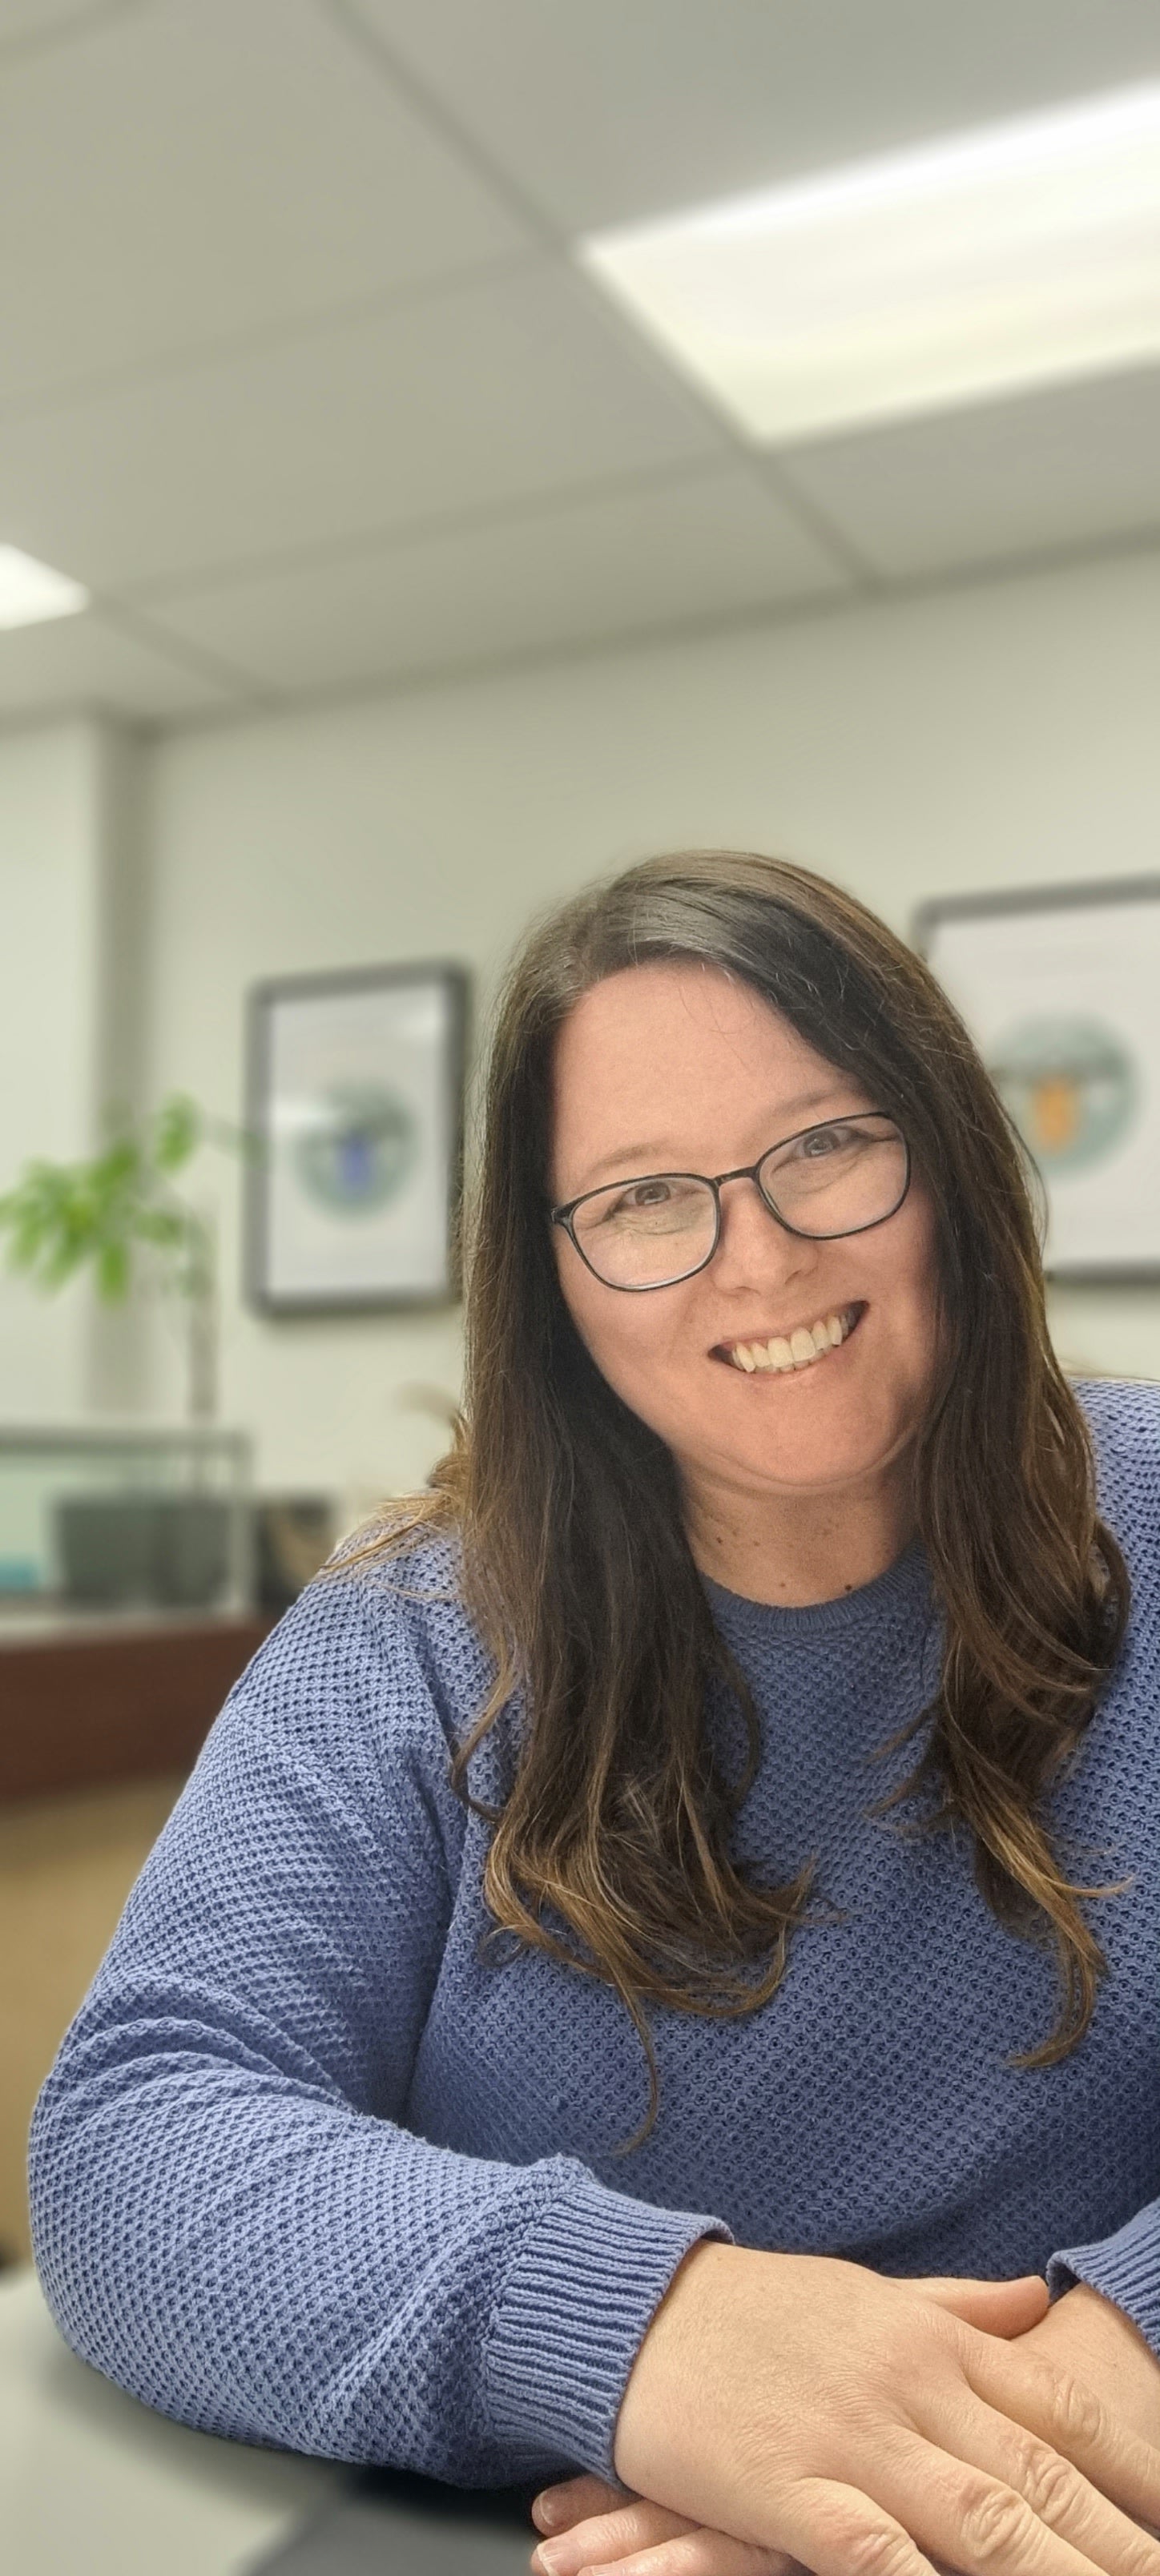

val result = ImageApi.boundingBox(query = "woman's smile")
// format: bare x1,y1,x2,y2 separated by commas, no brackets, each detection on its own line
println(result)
713,1300,865,1374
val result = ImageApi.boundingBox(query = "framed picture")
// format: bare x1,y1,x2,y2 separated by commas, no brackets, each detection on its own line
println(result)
915,875,1160,1282
244,962,468,1314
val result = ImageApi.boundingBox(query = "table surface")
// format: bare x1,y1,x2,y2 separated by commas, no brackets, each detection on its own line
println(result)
0,2267,338,2574
0,1600,254,1644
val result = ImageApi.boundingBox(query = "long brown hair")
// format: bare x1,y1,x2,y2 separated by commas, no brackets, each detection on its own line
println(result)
348,851,1130,2150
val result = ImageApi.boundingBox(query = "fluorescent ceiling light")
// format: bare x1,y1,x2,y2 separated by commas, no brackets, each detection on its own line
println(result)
578,87,1160,443
0,545,89,631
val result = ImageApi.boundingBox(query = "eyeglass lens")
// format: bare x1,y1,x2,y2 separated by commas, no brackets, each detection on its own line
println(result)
569,1115,908,1289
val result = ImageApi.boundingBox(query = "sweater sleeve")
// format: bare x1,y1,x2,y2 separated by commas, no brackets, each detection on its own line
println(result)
27,1573,731,2485
1045,2203,1160,2357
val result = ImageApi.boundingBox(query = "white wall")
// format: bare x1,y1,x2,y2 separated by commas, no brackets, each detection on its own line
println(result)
0,720,144,1423
136,539,1160,1522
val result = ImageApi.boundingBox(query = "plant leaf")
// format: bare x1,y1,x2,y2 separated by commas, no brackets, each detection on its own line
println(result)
153,1094,201,1173
95,1238,131,1302
133,1202,190,1247
0,1090,221,1308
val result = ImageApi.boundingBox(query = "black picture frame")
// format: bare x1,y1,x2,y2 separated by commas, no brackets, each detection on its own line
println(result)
244,961,468,1315
915,875,1160,1284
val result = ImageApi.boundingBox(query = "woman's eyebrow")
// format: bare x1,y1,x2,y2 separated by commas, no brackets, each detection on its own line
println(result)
575,1088,848,1187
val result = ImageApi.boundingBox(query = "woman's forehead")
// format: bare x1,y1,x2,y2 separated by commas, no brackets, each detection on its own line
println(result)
550,963,852,1185
554,961,829,1094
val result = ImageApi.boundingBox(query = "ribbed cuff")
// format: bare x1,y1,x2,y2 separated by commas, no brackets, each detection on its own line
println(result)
1046,2196,1160,2354
485,2170,734,2479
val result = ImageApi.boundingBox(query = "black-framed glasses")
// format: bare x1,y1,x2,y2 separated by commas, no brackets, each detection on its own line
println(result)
550,1110,911,1291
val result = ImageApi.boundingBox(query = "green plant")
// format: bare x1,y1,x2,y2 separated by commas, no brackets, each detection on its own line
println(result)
0,1095,249,1419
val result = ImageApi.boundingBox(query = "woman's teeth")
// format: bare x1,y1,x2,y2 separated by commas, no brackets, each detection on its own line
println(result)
726,1306,860,1374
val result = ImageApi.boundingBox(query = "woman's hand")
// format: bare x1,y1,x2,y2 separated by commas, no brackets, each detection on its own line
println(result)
528,2280,1160,2576
574,2243,1160,2576
526,2274,1052,2576
527,2267,1056,2576
1017,2287,1160,2466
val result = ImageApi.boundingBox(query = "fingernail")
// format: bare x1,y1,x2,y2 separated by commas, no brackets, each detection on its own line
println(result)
534,2547,566,2574
533,2498,562,2532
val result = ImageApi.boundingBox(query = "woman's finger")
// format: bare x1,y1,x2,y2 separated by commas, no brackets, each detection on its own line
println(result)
564,2530,792,2576
872,2422,1158,2576
922,2374,1160,2576
914,2275,1051,2337
532,2500,708,2574
534,2480,632,2535
761,2475,942,2576
965,2324,1160,2535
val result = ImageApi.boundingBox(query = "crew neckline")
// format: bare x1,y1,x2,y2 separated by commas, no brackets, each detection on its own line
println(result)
700,1535,932,1637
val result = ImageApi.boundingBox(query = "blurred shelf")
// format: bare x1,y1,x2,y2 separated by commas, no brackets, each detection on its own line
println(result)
0,1599,253,1644
0,1420,255,1616
0,1612,273,1805
0,1422,251,1454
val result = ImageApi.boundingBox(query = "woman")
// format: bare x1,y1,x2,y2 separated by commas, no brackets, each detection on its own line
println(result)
30,851,1160,2576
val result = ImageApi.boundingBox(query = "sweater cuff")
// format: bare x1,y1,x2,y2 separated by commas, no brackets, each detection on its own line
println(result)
485,2169,734,2479
1046,2196,1160,2357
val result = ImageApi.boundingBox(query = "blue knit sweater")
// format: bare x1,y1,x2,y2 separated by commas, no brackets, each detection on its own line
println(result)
29,1379,1160,2486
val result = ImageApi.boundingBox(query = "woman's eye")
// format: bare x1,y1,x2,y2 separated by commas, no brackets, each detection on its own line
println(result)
601,1181,672,1218
804,1117,874,1156
597,1177,681,1225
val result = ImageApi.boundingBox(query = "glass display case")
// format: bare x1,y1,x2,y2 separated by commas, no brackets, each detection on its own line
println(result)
0,1424,255,1631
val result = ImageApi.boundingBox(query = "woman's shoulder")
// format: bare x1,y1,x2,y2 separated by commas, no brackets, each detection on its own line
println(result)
1072,1375,1160,1545
280,1516,508,1761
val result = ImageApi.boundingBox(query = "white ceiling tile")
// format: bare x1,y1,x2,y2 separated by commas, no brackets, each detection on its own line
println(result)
131,466,848,693
0,0,526,407
0,269,722,591
0,606,245,722
779,367,1160,580
2,0,1152,708
352,0,1160,231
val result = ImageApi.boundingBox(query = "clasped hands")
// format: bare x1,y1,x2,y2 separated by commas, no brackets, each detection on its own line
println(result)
529,2258,1160,2576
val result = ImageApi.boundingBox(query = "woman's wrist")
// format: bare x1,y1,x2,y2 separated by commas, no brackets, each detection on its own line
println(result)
614,2238,746,2496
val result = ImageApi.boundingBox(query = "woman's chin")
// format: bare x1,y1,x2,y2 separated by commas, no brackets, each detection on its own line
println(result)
692,1411,915,1499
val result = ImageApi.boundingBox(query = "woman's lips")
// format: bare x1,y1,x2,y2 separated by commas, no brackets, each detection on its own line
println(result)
715,1302,866,1375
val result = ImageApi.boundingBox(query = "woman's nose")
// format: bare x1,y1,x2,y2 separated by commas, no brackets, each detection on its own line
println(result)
711,1173,812,1283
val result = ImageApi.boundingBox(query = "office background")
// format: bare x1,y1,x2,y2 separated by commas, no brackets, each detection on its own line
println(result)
4,0,1160,2270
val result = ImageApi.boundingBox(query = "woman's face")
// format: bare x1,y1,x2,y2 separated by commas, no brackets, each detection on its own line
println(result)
549,960,942,1514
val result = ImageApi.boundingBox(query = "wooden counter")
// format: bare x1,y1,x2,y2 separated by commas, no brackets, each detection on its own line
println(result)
0,1609,273,1802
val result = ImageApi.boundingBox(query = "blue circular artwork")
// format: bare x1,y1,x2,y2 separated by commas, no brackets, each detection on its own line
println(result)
293,1082,417,1215
988,1016,1138,1175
